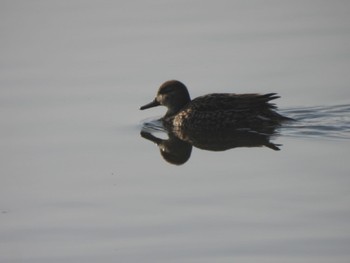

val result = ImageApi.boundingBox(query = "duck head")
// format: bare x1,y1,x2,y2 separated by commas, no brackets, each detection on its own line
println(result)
140,80,191,117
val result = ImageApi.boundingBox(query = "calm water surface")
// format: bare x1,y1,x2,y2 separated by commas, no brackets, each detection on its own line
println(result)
1,1,350,263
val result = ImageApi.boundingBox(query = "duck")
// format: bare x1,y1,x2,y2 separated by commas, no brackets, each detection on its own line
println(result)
140,80,291,131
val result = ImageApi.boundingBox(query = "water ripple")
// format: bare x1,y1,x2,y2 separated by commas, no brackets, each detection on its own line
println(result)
280,104,350,140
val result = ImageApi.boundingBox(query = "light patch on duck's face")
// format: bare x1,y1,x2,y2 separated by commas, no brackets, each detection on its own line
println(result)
156,89,174,107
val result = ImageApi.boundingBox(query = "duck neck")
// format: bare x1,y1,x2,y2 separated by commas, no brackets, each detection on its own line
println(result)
165,100,190,118
165,106,183,118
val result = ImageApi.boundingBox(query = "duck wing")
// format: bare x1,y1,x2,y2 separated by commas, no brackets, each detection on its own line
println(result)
190,93,280,112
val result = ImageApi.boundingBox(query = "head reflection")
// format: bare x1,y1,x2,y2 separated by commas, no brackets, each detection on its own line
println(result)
141,131,192,165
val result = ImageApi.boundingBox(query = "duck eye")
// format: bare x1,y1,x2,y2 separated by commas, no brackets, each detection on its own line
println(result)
160,86,173,94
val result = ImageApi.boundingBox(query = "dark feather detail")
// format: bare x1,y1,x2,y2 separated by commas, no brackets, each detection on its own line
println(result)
190,93,281,112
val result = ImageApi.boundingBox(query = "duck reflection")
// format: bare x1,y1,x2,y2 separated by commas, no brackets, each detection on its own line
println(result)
140,121,281,165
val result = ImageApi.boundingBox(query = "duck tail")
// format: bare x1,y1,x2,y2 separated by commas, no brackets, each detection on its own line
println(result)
259,93,280,109
262,93,280,101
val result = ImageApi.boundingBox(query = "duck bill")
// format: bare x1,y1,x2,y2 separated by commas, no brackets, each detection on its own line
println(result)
140,99,160,110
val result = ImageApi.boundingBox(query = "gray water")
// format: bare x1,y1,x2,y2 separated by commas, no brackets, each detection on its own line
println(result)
1,1,350,262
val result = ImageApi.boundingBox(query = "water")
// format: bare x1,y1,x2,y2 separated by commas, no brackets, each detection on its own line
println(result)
1,1,350,262
282,104,350,140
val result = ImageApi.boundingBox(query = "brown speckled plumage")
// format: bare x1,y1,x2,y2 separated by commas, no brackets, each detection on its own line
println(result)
140,80,290,131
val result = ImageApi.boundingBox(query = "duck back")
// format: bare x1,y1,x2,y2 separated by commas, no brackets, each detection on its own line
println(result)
168,93,289,130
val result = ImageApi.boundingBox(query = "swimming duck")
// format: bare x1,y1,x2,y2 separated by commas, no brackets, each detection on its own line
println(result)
140,80,290,130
